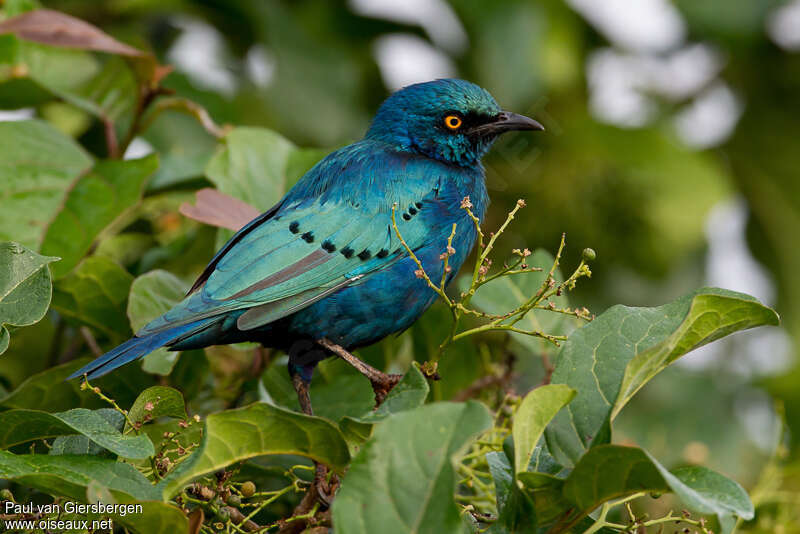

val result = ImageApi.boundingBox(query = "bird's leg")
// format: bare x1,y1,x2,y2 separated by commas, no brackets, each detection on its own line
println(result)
290,366,337,506
316,338,402,407
292,374,314,416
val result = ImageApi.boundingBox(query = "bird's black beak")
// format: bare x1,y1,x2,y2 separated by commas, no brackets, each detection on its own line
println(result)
470,111,545,137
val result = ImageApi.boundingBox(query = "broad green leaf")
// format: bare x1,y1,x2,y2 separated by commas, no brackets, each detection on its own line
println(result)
260,358,375,421
336,364,430,452
51,408,123,456
516,471,570,528
354,363,430,423
487,451,537,534
41,155,158,277
51,256,133,340
546,288,780,465
0,449,159,501
0,241,58,355
205,127,295,211
558,445,753,530
513,384,575,474
0,38,98,103
158,402,350,498
127,269,188,375
125,386,187,432
0,357,152,412
47,56,137,136
615,292,780,417
333,401,493,534
0,407,154,459
0,120,93,249
114,499,189,534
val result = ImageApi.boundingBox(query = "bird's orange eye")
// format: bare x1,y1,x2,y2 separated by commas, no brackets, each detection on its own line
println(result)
444,115,462,130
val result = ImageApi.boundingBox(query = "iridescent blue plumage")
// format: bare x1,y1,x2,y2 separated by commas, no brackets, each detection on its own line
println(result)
69,79,543,382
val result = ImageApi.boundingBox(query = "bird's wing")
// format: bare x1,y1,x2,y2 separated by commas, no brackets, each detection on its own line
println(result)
138,192,437,335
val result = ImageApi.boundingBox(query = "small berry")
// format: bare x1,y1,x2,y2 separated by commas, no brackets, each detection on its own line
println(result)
240,481,256,498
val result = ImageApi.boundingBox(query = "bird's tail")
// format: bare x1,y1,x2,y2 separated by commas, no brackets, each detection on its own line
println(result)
67,318,217,380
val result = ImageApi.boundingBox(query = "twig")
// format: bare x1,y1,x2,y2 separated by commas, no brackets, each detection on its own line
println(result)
140,97,226,139
390,203,452,307
79,327,102,357
102,116,119,158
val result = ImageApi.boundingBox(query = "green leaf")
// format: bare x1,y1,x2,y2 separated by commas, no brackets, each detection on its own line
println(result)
127,269,188,375
559,445,753,529
205,127,295,211
260,357,375,421
41,155,158,278
51,256,133,340
487,451,537,534
332,401,493,534
513,384,575,474
0,407,154,459
546,288,780,465
0,241,58,355
51,408,123,456
47,56,137,136
0,120,93,249
336,364,430,453
158,402,350,498
0,449,159,501
0,357,153,412
125,386,187,432
356,363,430,423
113,500,189,534
516,471,570,528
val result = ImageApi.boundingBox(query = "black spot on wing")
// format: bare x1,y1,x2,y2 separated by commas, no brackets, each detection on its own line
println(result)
322,240,336,252
408,206,417,215
357,250,371,261
341,246,354,258
377,248,389,258
415,202,423,209
289,221,300,234
402,213,411,221
301,232,314,243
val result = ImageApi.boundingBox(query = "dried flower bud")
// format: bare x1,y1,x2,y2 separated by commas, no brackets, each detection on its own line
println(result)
439,253,448,260
516,199,526,208
447,245,456,255
178,420,189,428
460,196,473,209
193,414,201,422
522,248,531,257
445,266,452,273
144,401,154,412
414,269,425,279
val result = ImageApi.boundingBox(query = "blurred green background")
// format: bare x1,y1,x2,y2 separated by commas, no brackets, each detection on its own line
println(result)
2,0,799,529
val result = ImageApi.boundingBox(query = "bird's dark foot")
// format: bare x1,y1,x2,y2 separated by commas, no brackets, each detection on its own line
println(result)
292,373,314,416
316,338,402,408
313,463,339,507
370,373,403,407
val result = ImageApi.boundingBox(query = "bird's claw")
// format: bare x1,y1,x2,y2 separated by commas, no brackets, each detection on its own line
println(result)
370,373,403,408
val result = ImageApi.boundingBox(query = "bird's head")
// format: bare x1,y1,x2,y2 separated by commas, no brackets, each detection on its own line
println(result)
366,79,543,167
